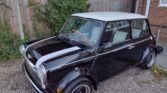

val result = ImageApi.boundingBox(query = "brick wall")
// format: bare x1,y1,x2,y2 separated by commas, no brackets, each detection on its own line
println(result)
138,0,167,42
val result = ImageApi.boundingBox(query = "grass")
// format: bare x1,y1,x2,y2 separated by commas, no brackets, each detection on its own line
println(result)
151,64,167,78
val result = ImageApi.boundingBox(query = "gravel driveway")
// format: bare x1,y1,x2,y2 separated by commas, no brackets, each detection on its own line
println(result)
0,59,167,93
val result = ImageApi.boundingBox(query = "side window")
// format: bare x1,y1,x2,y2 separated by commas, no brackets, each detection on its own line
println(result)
131,20,150,39
103,21,130,45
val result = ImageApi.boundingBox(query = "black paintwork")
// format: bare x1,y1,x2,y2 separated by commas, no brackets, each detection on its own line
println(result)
22,19,157,93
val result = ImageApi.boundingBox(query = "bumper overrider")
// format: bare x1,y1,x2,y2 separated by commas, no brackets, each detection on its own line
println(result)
22,63,50,93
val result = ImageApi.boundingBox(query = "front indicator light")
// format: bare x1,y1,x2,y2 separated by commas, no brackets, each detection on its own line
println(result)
19,45,26,55
57,86,63,93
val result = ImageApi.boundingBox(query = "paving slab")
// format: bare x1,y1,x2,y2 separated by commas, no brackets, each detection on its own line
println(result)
156,42,167,70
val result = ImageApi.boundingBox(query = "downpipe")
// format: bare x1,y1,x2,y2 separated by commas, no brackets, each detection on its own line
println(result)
155,28,163,54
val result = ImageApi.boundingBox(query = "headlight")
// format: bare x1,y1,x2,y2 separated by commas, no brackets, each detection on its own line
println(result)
37,65,47,89
19,45,26,55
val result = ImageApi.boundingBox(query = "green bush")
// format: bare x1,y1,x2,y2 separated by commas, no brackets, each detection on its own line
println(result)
35,0,88,34
0,20,21,61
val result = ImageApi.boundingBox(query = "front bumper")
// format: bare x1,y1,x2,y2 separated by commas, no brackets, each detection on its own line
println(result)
23,64,48,93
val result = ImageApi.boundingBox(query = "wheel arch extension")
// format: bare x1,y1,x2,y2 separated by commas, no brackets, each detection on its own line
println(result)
141,46,157,63
56,67,97,93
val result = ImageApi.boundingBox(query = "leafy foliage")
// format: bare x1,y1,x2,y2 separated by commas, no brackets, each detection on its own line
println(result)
0,0,88,61
0,20,22,61
35,0,88,34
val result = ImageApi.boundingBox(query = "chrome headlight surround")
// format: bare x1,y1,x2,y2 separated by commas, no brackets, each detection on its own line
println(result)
36,65,47,89
19,45,26,55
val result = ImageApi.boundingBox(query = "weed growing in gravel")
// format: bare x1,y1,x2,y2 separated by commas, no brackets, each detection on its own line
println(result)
151,64,167,78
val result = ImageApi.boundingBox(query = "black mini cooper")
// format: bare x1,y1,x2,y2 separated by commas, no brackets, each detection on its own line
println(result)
20,12,159,93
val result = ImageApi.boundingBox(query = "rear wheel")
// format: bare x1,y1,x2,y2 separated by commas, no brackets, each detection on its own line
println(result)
140,51,156,69
64,77,92,93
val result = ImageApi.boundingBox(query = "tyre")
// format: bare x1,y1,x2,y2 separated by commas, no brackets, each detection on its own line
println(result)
64,77,92,93
140,50,156,69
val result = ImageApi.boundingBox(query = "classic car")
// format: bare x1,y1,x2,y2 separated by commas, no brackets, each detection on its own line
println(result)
20,12,159,93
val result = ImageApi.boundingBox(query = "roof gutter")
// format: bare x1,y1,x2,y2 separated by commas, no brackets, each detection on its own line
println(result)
145,0,151,17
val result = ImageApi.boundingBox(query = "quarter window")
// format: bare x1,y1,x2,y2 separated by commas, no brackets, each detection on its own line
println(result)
104,21,130,44
131,20,149,39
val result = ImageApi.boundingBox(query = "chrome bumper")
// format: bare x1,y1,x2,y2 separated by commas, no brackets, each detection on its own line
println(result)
23,64,44,93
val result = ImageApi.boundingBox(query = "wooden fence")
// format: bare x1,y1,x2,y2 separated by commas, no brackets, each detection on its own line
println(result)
0,0,47,39
0,0,132,40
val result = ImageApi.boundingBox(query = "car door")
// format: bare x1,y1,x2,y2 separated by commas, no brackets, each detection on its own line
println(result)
92,20,135,82
128,19,153,63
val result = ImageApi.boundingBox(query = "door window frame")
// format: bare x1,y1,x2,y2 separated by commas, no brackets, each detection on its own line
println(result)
99,20,132,47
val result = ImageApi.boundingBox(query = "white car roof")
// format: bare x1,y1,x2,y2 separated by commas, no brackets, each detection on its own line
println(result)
72,12,147,21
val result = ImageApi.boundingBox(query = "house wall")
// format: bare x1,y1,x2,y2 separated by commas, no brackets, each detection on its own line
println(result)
137,0,167,42
88,0,132,12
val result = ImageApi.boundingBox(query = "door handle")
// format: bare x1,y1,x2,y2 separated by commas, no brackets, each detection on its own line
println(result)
128,45,135,50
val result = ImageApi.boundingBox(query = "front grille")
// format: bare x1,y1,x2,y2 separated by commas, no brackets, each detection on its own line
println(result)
25,61,41,87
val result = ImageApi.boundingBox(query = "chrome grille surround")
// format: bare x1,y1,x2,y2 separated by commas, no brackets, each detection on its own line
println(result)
23,53,46,89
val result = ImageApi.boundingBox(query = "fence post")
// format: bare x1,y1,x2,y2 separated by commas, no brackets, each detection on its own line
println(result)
16,0,24,40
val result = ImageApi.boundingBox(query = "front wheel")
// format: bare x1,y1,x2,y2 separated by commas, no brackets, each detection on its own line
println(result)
140,51,156,69
64,77,93,93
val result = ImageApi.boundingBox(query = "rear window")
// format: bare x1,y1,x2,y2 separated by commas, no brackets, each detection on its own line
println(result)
131,20,150,39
